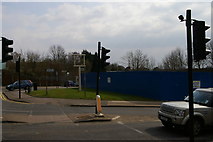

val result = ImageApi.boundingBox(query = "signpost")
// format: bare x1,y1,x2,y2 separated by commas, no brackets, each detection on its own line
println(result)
73,54,86,91
45,68,54,95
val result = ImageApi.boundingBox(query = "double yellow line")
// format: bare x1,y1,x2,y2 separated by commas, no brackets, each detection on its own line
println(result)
0,92,8,101
0,92,29,104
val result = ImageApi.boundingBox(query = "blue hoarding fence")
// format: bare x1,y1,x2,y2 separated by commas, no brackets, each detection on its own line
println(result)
82,71,213,101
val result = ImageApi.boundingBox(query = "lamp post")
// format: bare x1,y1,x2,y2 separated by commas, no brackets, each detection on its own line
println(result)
66,71,69,88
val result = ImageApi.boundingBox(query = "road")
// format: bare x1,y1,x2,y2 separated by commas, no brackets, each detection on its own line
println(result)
1,95,213,141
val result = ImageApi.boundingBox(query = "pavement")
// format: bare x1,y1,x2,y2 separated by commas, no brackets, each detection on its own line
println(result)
2,90,162,107
1,89,162,123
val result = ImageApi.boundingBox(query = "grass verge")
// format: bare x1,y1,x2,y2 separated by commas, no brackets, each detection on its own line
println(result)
29,88,155,101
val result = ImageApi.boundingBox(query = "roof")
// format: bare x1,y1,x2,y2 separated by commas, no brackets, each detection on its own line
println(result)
196,88,213,93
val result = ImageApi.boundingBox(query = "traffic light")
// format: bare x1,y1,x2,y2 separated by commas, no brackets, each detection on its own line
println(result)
2,37,14,62
193,21,210,61
101,47,110,71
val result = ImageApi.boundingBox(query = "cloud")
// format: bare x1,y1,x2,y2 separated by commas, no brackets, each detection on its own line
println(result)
2,2,211,65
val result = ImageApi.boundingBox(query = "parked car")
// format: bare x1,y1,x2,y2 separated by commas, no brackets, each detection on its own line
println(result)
158,88,213,136
6,80,33,91
64,80,78,87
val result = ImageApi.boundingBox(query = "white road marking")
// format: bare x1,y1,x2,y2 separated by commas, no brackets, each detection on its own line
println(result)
29,110,33,116
57,105,73,123
139,119,160,122
117,121,144,134
153,119,161,122
112,115,120,120
117,121,124,125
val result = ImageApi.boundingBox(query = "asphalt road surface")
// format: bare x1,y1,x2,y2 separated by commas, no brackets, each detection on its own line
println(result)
1,97,213,141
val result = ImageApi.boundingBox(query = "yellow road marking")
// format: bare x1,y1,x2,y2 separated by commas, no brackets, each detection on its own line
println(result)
0,93,30,104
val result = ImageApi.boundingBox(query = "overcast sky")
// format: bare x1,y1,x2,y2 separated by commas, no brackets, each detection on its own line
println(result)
1,0,212,66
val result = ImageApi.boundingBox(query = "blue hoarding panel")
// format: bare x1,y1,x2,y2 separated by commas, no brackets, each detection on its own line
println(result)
82,71,213,101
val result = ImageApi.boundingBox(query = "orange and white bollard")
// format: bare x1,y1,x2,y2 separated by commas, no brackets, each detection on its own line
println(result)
96,95,104,117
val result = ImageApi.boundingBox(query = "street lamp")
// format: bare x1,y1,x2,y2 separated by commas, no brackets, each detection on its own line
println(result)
66,72,69,88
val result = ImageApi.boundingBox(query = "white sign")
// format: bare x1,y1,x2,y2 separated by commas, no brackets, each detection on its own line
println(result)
193,81,201,88
107,77,111,83
73,54,86,67
46,69,54,72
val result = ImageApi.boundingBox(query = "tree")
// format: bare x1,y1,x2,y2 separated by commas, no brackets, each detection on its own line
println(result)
48,45,67,85
22,51,41,80
207,41,213,67
82,50,97,72
49,45,66,62
193,41,213,69
162,48,186,70
122,49,155,70
107,63,125,71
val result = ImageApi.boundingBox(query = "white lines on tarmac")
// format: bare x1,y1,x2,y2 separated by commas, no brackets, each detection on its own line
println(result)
139,119,160,122
29,110,33,116
112,115,120,120
117,121,144,134
58,105,73,123
153,120,161,122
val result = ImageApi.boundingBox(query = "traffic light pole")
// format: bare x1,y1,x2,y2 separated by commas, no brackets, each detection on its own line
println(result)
96,41,101,114
186,9,194,142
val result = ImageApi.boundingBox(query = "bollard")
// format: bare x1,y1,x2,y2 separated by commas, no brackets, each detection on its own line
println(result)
96,95,104,117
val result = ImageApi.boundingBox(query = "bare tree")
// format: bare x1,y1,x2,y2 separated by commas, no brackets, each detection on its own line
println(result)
162,48,187,70
122,49,155,70
48,45,67,85
26,51,41,62
204,41,213,68
49,45,67,62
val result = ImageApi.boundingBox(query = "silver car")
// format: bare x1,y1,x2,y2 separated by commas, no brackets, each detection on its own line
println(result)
158,88,213,136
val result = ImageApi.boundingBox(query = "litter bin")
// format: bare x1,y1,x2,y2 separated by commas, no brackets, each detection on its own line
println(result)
33,82,37,91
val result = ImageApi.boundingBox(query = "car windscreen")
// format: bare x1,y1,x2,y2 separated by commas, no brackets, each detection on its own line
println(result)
184,90,213,107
